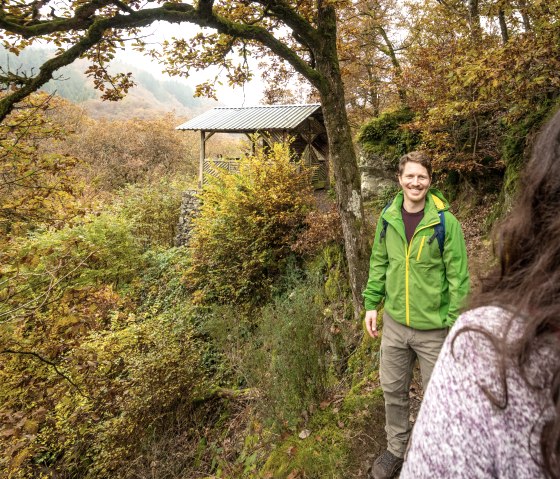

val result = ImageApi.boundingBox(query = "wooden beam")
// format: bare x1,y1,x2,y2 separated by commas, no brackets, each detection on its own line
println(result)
199,130,206,189
199,131,217,188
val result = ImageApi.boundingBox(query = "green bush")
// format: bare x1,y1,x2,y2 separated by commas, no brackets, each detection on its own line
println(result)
1,212,145,311
0,243,215,479
111,177,191,249
200,244,357,434
76,311,212,478
186,142,314,306
357,107,418,163
248,283,328,429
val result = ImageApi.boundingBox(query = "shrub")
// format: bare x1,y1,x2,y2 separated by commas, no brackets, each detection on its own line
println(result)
186,142,314,306
62,114,199,191
0,93,84,238
291,206,344,257
4,212,145,296
77,312,212,478
0,243,214,479
357,107,418,163
110,177,191,249
248,283,329,429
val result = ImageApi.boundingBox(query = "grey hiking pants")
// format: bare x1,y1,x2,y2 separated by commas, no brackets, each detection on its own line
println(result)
380,311,448,458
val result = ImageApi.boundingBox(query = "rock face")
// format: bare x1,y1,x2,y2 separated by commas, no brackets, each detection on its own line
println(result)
358,148,398,201
175,190,201,246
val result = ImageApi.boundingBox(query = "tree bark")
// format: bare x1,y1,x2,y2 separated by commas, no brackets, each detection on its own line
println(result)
378,26,407,105
498,9,509,44
516,0,531,32
319,85,370,318
314,3,370,318
366,65,380,117
468,0,482,41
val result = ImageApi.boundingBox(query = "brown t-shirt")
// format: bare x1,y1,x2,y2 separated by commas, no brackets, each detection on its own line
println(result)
402,207,424,244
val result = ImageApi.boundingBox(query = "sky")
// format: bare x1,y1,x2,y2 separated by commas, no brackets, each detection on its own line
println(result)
118,22,267,107
27,4,267,107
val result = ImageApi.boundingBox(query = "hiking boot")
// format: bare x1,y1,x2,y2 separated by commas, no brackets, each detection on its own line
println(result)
368,450,403,479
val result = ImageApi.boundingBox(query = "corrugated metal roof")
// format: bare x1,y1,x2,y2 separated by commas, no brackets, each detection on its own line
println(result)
176,104,322,132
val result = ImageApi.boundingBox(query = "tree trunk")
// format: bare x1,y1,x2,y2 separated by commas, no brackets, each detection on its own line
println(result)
313,6,371,317
320,84,371,318
366,65,380,117
517,0,531,32
498,9,509,44
378,26,407,105
468,0,482,41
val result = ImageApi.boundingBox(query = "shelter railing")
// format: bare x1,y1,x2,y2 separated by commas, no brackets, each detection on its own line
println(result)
202,157,327,189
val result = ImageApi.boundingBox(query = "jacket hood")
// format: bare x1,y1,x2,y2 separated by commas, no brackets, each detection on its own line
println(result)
428,188,449,211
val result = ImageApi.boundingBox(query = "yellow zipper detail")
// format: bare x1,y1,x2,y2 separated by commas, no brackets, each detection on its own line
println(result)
405,242,410,326
405,221,439,327
416,236,426,261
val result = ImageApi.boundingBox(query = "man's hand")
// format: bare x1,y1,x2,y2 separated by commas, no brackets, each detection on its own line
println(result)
365,310,378,338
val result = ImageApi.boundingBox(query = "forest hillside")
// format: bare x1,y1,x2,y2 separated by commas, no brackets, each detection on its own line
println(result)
0,46,214,119
1,1,560,478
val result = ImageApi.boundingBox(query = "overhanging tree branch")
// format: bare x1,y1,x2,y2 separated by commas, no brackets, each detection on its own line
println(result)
0,26,103,120
0,2,324,122
253,0,321,48
0,0,117,36
159,3,323,87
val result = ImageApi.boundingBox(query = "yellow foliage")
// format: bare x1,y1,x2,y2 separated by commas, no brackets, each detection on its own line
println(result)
402,7,560,172
186,141,314,305
0,93,84,239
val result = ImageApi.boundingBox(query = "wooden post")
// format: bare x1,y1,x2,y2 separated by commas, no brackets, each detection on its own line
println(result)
245,133,256,155
199,130,206,189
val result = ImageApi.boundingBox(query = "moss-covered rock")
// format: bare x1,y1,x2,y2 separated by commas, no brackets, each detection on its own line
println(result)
357,108,418,158
492,100,560,223
357,108,418,201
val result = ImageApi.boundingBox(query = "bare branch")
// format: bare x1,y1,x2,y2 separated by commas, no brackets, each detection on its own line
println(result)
0,348,90,397
159,3,323,88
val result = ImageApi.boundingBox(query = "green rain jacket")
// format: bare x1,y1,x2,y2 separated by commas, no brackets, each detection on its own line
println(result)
363,188,470,330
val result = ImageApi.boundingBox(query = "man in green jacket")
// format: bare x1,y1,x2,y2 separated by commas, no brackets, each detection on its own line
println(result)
363,151,470,479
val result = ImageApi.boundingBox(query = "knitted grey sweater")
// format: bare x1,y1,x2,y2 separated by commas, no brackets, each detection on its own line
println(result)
401,306,556,478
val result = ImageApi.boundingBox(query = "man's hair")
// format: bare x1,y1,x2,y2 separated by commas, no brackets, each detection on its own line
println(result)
398,151,433,178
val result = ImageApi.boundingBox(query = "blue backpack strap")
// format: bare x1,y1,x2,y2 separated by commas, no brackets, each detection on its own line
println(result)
379,200,393,241
428,210,446,255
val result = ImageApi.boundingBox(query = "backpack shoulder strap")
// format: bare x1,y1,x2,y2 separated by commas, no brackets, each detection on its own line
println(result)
435,210,445,255
379,200,393,241
428,210,446,255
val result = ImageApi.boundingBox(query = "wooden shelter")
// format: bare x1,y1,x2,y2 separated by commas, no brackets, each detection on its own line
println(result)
176,104,329,189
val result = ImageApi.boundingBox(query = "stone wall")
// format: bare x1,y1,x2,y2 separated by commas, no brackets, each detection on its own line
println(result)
175,190,201,246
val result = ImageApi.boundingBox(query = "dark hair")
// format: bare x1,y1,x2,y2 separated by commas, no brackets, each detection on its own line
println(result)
397,150,433,177
470,109,560,478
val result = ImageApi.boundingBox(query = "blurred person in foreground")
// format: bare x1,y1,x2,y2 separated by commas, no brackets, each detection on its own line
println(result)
401,110,560,478
363,151,470,479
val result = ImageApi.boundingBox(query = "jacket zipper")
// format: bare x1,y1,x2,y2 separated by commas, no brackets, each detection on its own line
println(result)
405,222,439,326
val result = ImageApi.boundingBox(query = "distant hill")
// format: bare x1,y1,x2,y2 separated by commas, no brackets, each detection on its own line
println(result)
0,47,216,119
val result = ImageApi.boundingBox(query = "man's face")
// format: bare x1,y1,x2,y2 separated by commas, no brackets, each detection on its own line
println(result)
398,161,431,207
